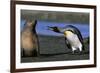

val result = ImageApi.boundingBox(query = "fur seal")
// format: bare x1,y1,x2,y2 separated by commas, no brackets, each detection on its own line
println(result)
21,20,39,57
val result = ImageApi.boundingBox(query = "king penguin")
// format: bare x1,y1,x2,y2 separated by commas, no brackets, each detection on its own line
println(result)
48,25,84,54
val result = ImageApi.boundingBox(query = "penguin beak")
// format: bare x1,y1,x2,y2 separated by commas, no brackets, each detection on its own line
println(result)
47,26,54,30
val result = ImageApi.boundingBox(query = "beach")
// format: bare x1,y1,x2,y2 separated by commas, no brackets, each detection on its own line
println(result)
21,35,89,63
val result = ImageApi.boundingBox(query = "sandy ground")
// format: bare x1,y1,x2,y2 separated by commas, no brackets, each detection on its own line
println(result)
21,35,89,63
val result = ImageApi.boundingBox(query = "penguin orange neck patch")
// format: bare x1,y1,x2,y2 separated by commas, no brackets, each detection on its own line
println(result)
64,31,73,36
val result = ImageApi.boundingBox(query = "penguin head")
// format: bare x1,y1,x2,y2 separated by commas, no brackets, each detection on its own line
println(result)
48,26,61,33
48,25,80,37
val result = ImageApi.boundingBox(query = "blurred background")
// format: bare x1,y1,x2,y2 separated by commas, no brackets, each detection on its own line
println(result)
21,10,89,38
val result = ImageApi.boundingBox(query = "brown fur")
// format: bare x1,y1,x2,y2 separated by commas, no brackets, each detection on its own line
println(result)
21,20,39,57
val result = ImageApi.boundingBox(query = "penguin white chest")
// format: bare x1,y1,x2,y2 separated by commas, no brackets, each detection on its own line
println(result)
64,31,82,48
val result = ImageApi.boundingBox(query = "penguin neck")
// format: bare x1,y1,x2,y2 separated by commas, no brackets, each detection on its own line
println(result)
64,31,74,37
